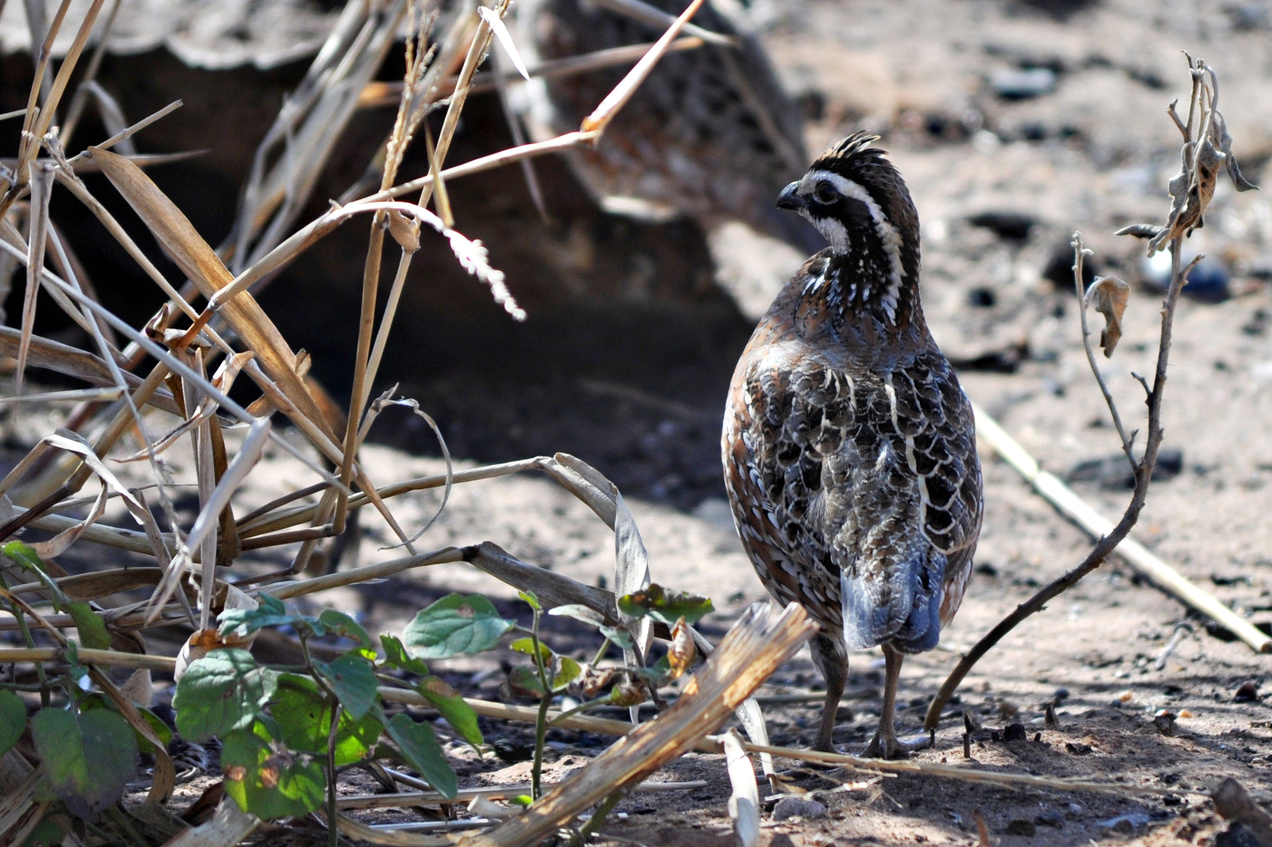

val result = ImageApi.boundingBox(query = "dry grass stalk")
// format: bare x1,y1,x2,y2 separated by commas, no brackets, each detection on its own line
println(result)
4,0,107,220
361,36,714,108
336,779,708,812
234,1,409,268
451,602,816,847
580,0,708,136
723,728,760,847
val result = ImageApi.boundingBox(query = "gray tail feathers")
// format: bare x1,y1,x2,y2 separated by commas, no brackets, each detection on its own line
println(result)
839,552,946,653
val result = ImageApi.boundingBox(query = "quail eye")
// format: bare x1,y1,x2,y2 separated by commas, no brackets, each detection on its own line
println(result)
812,180,838,205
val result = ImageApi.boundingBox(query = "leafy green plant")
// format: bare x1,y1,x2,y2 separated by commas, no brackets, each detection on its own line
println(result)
505,586,713,799
0,542,162,825
172,592,500,823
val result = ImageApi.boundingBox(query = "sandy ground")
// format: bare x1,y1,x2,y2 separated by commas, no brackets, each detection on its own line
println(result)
349,1,1272,843
8,0,1272,845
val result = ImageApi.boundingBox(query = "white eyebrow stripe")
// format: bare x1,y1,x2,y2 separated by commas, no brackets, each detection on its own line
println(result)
800,169,905,323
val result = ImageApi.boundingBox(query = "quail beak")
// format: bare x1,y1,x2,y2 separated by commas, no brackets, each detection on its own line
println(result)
776,181,804,211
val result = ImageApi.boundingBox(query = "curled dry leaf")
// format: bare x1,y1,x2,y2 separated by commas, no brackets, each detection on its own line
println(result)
1131,58,1259,255
173,627,254,683
1113,223,1162,241
469,795,522,820
667,616,695,680
609,679,647,707
574,664,619,698
386,209,420,252
1084,276,1130,357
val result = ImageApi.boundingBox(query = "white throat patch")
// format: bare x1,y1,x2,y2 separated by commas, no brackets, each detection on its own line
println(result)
798,170,905,323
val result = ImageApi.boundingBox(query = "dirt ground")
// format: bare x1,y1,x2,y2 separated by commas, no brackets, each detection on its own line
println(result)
9,0,1272,845
378,1,1272,843
347,1,1272,844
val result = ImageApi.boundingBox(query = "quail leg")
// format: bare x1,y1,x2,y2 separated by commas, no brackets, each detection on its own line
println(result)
863,643,931,758
808,632,848,752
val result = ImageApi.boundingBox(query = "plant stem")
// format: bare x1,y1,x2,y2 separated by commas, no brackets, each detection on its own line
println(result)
528,606,551,800
923,227,1187,731
574,789,626,844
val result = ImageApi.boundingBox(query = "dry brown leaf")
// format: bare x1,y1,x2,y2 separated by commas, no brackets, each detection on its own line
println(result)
667,616,695,680
386,209,420,252
1084,276,1130,357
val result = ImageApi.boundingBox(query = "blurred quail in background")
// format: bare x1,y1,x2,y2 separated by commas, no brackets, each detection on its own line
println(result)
515,0,822,251
722,133,983,757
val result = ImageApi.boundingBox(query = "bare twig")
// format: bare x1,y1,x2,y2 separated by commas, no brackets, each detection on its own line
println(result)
925,57,1264,732
1072,237,1136,463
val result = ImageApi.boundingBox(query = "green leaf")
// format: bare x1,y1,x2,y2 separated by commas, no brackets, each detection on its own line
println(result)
77,694,172,754
133,706,175,753
385,713,456,799
510,636,553,664
317,609,373,649
220,720,324,820
416,676,482,746
217,593,300,639
1,542,70,608
617,584,714,625
402,594,514,659
553,656,582,692
548,604,605,626
313,654,378,720
65,602,110,650
507,665,545,697
271,674,380,766
2,540,49,574
598,624,634,650
30,707,138,821
518,590,541,612
634,657,672,690
380,634,430,676
0,690,25,755
19,813,70,847
173,648,276,741
64,641,87,682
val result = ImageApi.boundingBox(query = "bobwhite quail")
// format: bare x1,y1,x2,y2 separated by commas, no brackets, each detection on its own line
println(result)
515,0,822,251
721,133,983,757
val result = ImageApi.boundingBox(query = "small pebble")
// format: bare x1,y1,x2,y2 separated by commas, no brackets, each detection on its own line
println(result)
1004,819,1037,836
1141,251,1231,302
1003,723,1027,742
772,797,827,821
1098,813,1152,832
1234,680,1260,702
1036,810,1065,827
968,210,1036,240
990,67,1057,99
